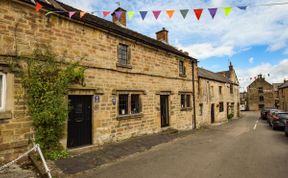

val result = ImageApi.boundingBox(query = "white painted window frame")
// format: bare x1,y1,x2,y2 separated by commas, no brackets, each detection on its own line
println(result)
0,72,7,112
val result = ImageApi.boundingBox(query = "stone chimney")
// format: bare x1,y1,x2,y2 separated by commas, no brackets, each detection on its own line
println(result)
258,74,263,79
111,7,127,27
156,27,168,43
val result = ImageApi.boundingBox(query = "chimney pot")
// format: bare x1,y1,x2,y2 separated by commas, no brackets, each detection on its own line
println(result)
112,7,127,27
156,27,169,43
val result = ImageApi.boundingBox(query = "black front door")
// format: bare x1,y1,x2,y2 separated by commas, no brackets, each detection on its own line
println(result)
211,104,215,123
68,95,92,148
160,95,169,127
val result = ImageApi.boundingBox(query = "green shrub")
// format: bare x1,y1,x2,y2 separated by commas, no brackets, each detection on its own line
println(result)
21,48,84,158
227,113,234,120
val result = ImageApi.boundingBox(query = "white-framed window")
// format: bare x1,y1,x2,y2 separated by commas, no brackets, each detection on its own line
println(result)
0,72,6,111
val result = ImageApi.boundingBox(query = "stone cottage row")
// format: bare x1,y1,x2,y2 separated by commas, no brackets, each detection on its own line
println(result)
0,0,240,162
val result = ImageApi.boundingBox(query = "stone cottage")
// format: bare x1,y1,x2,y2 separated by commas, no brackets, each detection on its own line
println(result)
278,81,288,111
247,75,274,111
197,63,240,126
0,0,198,161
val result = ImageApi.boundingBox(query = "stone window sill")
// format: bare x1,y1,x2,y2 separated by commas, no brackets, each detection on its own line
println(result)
180,107,192,111
116,113,144,120
179,74,187,78
0,111,12,120
116,63,132,69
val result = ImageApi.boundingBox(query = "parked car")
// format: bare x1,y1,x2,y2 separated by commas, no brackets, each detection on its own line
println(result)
240,104,246,111
261,107,276,120
267,109,281,125
270,112,288,130
285,120,288,136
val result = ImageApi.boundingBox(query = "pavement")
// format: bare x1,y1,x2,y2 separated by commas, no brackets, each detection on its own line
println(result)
55,112,288,178
0,163,38,178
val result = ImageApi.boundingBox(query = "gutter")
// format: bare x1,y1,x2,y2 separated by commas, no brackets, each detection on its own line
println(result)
192,60,197,129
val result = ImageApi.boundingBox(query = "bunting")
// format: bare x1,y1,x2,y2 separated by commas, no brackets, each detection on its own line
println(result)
224,7,232,16
194,9,203,20
35,2,42,12
140,11,148,20
180,9,189,19
80,11,87,18
208,8,217,19
103,11,110,17
32,1,287,22
166,10,175,18
69,11,76,18
152,10,161,20
127,11,135,20
115,11,123,20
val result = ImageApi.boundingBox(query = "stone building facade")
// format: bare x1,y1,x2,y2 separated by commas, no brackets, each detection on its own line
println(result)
0,0,198,162
278,82,288,111
247,75,274,111
197,64,240,127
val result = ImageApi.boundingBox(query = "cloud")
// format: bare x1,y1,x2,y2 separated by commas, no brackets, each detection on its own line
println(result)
248,57,254,64
179,43,234,60
237,59,288,91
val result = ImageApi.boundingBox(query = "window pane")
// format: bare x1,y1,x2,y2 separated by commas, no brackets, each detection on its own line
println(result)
131,94,140,114
181,94,185,108
179,61,184,74
119,94,128,115
186,95,191,108
118,44,128,65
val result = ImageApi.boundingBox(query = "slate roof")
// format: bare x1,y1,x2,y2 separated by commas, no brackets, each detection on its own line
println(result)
279,82,288,89
198,68,231,83
217,71,230,78
19,0,196,61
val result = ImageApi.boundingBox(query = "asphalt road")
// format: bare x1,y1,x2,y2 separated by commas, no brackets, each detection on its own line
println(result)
80,112,288,178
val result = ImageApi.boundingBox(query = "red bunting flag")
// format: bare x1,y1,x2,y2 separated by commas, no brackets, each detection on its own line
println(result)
152,10,161,20
194,9,203,20
103,11,110,17
80,11,86,18
166,10,175,18
35,2,43,12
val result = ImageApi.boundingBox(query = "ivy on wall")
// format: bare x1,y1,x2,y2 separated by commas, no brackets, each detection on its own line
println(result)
21,48,85,159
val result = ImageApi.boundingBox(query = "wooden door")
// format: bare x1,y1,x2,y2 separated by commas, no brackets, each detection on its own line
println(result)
67,95,92,148
211,104,215,123
160,95,169,127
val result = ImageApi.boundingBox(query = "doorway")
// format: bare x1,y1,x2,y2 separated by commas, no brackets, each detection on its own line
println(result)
211,104,215,123
160,95,169,127
67,95,92,148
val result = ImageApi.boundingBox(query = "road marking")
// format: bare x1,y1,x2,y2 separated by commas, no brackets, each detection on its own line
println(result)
253,120,259,130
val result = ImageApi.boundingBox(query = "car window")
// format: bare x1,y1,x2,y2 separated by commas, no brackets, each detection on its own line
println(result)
278,114,288,119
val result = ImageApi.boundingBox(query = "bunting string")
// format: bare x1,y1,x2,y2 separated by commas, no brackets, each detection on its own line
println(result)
32,1,288,21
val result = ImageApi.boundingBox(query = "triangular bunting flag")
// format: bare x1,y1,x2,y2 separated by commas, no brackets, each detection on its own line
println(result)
115,11,123,20
180,9,189,19
69,11,76,18
166,10,175,18
139,11,148,20
80,11,87,18
224,7,232,16
208,8,217,19
103,11,110,17
30,0,36,4
237,6,247,10
35,2,43,12
152,10,161,20
127,11,135,20
194,9,203,20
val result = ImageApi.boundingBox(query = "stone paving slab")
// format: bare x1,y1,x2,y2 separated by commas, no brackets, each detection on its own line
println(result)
55,129,193,175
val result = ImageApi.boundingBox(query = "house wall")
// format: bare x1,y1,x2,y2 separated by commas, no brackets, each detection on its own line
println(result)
197,78,240,127
279,87,288,111
0,0,197,162
247,78,274,111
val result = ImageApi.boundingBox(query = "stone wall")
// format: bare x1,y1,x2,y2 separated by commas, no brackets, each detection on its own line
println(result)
0,0,197,161
197,78,240,127
279,87,288,111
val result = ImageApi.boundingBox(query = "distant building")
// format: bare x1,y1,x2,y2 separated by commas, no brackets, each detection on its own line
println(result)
240,92,247,110
247,75,274,111
278,81,288,111
197,63,240,127
272,83,282,108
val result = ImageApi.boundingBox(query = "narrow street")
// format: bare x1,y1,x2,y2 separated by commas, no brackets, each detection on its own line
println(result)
79,112,288,178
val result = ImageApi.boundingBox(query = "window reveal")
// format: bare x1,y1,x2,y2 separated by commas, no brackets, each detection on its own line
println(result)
118,94,141,115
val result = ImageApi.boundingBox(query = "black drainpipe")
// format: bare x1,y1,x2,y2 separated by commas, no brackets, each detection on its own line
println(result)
192,60,197,129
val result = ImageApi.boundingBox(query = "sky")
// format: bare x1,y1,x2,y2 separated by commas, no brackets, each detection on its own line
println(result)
56,0,288,91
